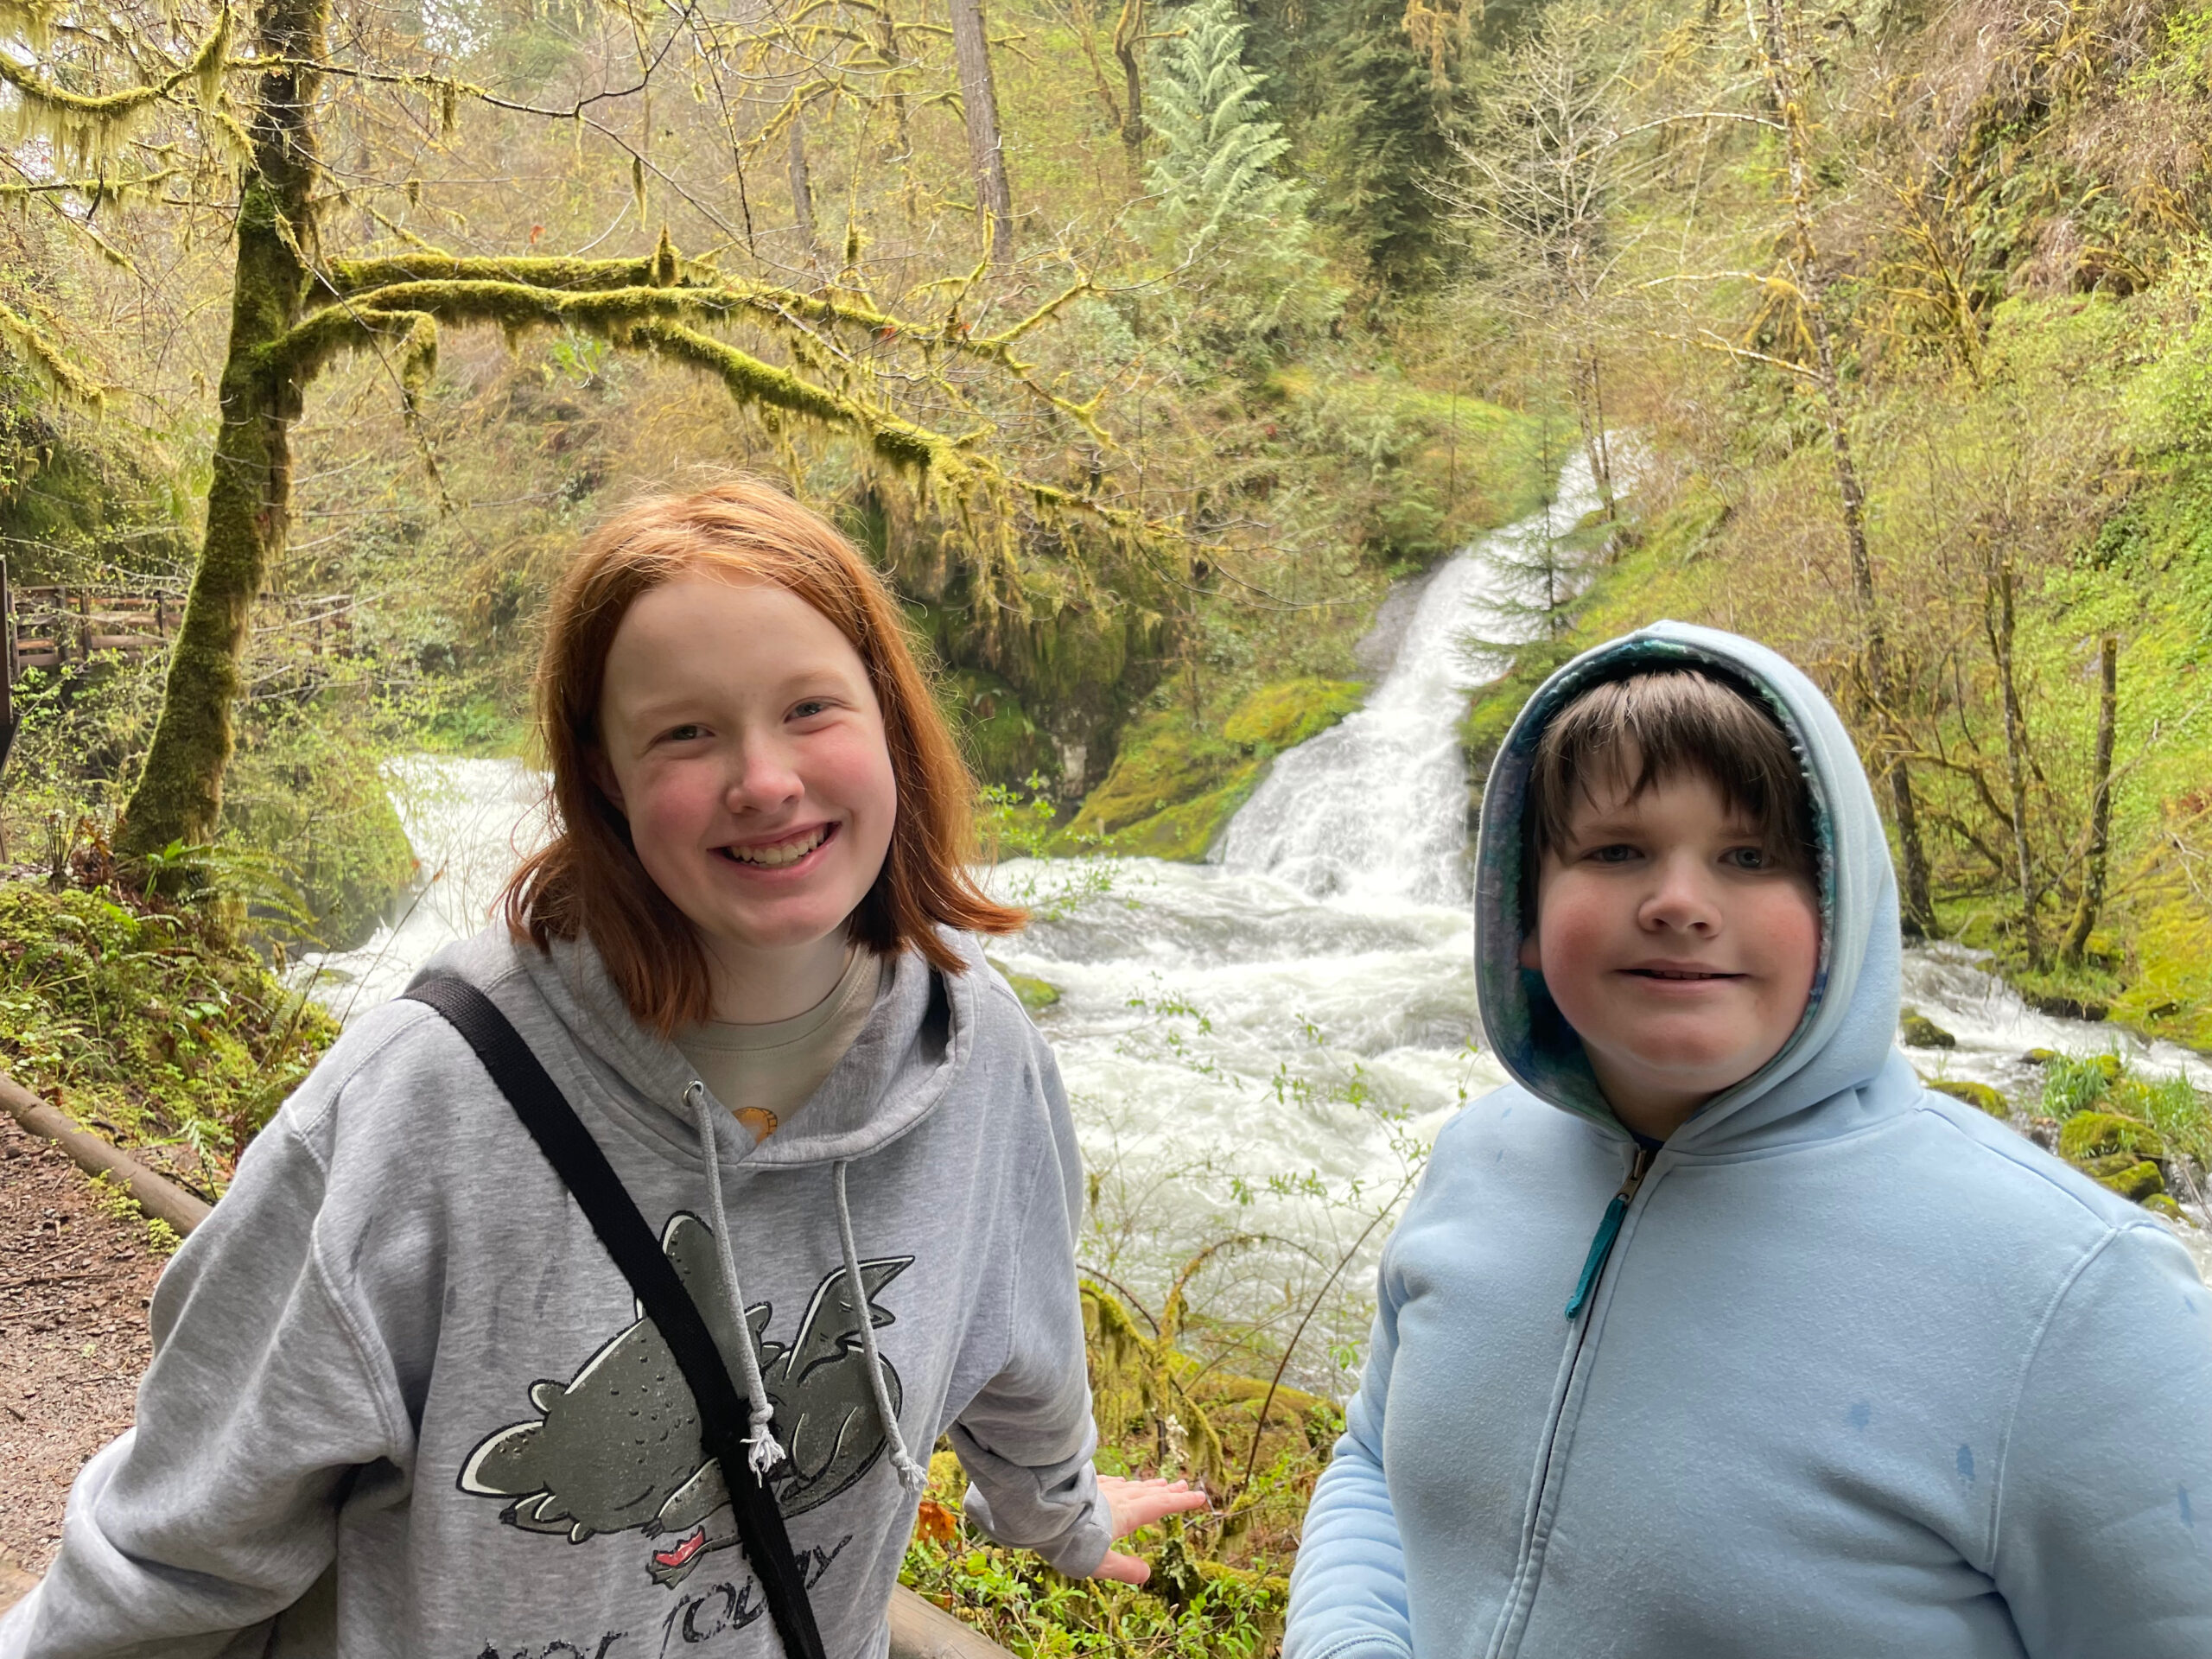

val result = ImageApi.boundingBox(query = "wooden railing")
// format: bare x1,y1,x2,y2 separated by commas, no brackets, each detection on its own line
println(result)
0,559,357,776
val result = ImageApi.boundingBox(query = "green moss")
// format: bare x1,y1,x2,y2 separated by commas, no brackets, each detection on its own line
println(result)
2094,1159,2167,1203
0,415,194,583
2057,1109,2164,1163
986,957,1062,1014
219,714,416,950
1221,678,1364,752
1098,764,1268,861
2144,1193,2188,1222
1067,710,1246,840
1927,1077,2009,1116
1900,1010,1957,1049
943,668,1052,788
1066,677,1368,863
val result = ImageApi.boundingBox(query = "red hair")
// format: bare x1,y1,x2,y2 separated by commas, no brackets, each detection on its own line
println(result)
500,475,1024,1033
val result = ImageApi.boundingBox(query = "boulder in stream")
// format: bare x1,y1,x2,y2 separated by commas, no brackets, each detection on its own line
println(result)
1927,1077,2008,1116
2057,1110,2164,1165
1900,1009,1956,1049
2087,1158,2166,1204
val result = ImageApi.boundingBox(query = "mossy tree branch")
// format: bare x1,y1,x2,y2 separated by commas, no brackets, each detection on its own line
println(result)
0,4,229,166
118,0,323,862
111,4,1154,862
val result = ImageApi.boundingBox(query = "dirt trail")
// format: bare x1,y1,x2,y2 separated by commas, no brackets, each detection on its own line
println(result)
0,1105,165,1573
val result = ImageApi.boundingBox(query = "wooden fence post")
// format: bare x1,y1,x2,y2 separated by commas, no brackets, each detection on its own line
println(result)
1,556,16,778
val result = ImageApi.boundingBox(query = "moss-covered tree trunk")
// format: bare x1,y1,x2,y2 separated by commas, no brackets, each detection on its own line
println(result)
118,0,324,859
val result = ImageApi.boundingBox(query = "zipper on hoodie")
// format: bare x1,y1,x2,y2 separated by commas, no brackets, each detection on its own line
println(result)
1487,1140,1658,1659
1564,1144,1656,1319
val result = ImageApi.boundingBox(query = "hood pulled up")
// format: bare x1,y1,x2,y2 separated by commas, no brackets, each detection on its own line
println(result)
1472,620,1907,1152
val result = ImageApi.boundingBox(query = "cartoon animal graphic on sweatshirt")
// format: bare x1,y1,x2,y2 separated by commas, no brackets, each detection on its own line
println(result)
458,1211,912,1588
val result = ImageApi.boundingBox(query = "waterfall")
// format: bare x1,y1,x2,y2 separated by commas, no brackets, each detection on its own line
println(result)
301,453,2209,1323
1216,455,1602,904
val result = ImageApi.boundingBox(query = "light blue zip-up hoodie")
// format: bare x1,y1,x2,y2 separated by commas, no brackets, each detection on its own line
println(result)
1284,622,2212,1659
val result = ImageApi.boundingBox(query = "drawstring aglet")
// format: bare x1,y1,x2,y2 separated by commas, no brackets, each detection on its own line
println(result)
744,1415,787,1481
888,1446,928,1496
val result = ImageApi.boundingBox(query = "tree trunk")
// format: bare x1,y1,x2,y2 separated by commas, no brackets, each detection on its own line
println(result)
2061,633,2118,967
1569,344,1617,524
947,0,1015,266
874,8,922,232
1113,0,1145,175
118,0,325,860
788,111,826,283
1751,0,1936,935
1986,556,2040,967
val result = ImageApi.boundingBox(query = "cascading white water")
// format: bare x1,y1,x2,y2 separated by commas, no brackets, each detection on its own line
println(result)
303,457,2210,1340
293,756,549,1019
1217,456,1603,904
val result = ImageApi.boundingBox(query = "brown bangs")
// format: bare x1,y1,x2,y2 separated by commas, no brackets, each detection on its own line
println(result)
499,474,1025,1034
1526,667,1817,872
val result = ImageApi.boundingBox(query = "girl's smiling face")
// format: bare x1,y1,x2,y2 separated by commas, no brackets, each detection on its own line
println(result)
594,573,897,1015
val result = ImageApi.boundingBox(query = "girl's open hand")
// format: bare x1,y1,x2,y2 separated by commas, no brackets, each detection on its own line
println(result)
1090,1475,1211,1585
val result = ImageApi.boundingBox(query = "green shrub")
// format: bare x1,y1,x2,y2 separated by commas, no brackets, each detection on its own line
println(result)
0,880,337,1195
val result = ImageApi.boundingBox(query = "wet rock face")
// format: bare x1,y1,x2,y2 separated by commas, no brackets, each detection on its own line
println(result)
1900,1009,1956,1049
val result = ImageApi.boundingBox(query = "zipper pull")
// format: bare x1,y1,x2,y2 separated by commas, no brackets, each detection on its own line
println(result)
1564,1145,1656,1321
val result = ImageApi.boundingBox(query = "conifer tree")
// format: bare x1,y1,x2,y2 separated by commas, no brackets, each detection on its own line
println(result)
1147,0,1306,243
1143,0,1334,347
1307,0,1466,294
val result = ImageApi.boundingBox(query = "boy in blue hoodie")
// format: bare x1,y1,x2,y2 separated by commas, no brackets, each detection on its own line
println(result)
1285,622,2212,1659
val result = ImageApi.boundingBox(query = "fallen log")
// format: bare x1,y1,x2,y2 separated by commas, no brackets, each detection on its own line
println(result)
0,1071,211,1236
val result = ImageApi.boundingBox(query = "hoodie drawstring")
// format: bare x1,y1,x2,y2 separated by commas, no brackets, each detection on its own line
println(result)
686,1081,788,1481
834,1158,928,1495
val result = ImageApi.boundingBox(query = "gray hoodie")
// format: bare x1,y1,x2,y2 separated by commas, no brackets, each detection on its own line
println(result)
3,925,1109,1659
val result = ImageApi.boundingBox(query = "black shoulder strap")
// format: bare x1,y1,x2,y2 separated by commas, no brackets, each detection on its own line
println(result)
404,976,828,1659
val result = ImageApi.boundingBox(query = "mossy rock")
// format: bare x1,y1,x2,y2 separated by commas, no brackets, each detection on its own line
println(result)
985,957,1061,1014
2143,1193,2189,1223
219,738,415,950
1096,764,1266,861
2022,1047,2060,1065
2079,1150,2153,1182
2094,1160,2166,1203
1065,710,1245,840
943,668,1053,789
2058,1110,2164,1164
1900,1009,1956,1049
1927,1077,2008,1116
1221,678,1364,753
1066,679,1364,861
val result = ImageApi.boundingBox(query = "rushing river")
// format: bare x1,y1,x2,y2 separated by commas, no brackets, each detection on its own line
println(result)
299,475,2212,1367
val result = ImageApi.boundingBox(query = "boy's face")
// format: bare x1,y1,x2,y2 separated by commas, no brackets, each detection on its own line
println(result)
1518,757,1820,1140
